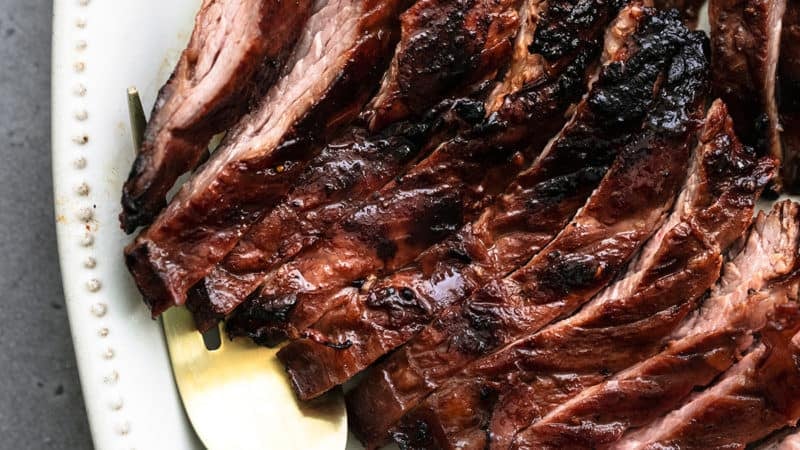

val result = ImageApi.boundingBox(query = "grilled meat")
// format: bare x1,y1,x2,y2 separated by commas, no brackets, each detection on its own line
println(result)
125,0,411,316
347,7,710,446
186,102,482,331
780,2,800,192
277,0,667,401
391,100,774,450
226,0,614,346
709,0,785,184
508,200,800,449
653,0,706,27
367,0,523,130
616,308,800,449
119,0,314,232
186,0,528,331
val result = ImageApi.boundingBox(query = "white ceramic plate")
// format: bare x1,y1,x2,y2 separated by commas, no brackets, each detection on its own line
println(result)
50,1,776,449
52,0,206,448
52,1,365,448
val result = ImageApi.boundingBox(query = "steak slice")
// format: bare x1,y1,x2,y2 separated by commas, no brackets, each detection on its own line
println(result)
710,0,785,184
119,0,314,232
653,0,706,28
187,102,482,331
187,0,527,331
225,0,612,345
366,0,523,131
508,200,800,449
390,100,775,450
780,2,800,192
125,0,411,316
615,309,800,449
346,7,710,446
277,0,670,401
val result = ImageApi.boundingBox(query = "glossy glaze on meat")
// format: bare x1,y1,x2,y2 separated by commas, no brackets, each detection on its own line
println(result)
346,7,710,446
186,0,528,331
367,0,524,130
390,100,774,450
780,2,800,192
710,0,785,184
225,0,614,346
125,0,412,316
186,101,483,331
616,309,800,449
508,201,800,449
119,0,314,232
277,0,667,401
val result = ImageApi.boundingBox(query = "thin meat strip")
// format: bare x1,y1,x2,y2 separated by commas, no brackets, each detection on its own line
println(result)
125,0,412,316
120,0,314,231
508,200,800,449
277,0,674,401
615,309,800,449
366,0,523,130
709,0,785,184
226,0,619,345
390,99,774,450
346,6,710,446
187,0,527,330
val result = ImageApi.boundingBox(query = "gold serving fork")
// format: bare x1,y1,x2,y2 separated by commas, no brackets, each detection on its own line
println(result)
127,88,348,450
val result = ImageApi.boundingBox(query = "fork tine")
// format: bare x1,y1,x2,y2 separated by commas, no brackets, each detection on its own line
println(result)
162,308,348,450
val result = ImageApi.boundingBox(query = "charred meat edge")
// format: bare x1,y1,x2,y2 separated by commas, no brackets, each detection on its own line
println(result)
780,2,800,192
278,0,660,402
511,200,800,449
225,0,610,346
346,6,709,446
120,0,314,232
394,99,774,450
519,304,800,450
366,0,523,131
653,0,706,28
124,0,411,316
187,0,527,330
709,0,785,184
186,106,473,332
614,299,800,448
486,103,777,450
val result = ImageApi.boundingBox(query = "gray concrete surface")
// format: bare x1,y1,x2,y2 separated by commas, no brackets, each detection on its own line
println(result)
0,0,94,448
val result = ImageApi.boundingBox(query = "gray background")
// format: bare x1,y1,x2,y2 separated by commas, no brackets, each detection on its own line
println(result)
0,0,94,448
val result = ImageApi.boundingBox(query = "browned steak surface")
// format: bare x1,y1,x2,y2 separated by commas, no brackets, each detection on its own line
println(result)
187,0,527,331
277,0,666,402
615,310,800,448
225,0,614,346
710,0,785,182
367,0,523,130
390,100,774,450
509,201,800,449
186,102,483,332
780,2,800,192
346,7,710,446
120,0,314,232
125,0,412,316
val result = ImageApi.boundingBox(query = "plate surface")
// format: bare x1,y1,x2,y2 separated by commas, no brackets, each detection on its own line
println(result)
52,1,360,448
52,1,776,449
